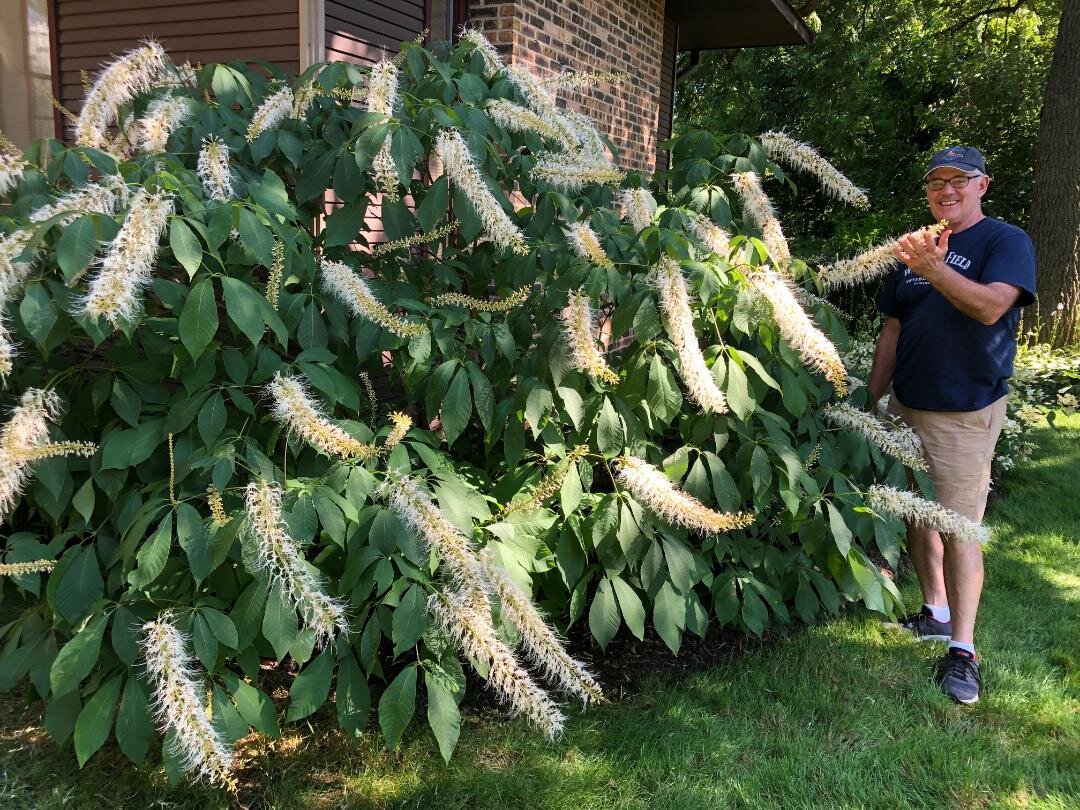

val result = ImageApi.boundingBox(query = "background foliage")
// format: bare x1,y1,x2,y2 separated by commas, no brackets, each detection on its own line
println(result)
676,0,1061,328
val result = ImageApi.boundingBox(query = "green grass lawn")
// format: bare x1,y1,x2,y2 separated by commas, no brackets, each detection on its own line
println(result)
3,414,1078,809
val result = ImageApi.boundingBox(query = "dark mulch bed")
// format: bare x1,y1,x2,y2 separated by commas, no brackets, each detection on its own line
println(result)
565,621,784,702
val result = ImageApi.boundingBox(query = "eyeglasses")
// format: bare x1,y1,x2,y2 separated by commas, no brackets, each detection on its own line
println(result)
923,174,982,191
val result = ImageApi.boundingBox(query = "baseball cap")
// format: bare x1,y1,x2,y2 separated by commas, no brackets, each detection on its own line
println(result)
923,146,986,179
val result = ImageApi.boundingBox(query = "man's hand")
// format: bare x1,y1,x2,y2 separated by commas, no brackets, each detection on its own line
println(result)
891,228,1022,326
893,228,953,281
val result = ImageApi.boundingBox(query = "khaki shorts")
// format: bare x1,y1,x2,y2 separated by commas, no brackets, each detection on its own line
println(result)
887,393,1008,524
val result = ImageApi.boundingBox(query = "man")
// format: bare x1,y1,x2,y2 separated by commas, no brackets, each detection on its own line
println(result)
867,145,1036,704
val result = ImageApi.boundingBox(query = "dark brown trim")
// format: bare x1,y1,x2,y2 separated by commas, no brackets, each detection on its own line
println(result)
424,0,432,30
48,0,64,140
452,0,466,40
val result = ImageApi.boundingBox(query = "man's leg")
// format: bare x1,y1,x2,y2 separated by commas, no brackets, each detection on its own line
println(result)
907,523,948,608
942,536,984,645
930,397,1005,704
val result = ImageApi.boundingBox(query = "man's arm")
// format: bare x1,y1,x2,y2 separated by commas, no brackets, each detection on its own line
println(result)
868,316,900,405
894,229,1021,326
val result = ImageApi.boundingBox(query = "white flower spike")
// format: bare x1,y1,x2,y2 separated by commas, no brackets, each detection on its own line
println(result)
759,131,868,208
617,455,753,535
141,613,235,787
81,187,173,327
655,257,728,414
244,480,350,645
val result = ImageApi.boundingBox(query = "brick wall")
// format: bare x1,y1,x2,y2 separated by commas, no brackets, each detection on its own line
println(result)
467,0,667,174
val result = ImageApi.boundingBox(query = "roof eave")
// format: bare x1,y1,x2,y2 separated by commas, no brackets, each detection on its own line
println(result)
667,0,814,51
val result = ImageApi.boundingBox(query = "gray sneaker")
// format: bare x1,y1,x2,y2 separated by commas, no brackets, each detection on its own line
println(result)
886,606,952,642
935,648,981,704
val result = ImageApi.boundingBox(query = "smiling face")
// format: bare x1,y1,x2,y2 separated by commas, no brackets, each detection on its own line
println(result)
925,168,989,233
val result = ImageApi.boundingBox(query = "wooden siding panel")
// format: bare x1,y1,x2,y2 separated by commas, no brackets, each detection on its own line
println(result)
59,14,297,46
325,0,426,66
55,0,299,114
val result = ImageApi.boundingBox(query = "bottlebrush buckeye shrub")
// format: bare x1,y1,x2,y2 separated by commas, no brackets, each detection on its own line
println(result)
0,35,928,783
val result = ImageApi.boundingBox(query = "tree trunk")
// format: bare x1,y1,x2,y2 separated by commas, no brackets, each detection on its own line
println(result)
1024,0,1080,347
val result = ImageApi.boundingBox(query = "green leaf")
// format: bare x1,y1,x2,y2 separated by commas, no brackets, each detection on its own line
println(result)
238,208,274,265
110,606,140,666
646,354,683,424
50,614,107,697
556,385,584,430
166,392,210,434
750,445,771,502
596,397,625,458
220,276,275,346
378,665,417,749
588,578,620,649
794,576,818,623
524,384,553,439
232,580,268,648
55,215,98,282
19,282,57,349
180,501,223,584
110,378,141,427
324,202,367,247
440,368,472,447
232,679,280,737
736,349,780,390
653,581,686,654
826,502,852,556
211,684,249,746
611,576,645,641
198,391,227,446
779,366,808,417
169,218,203,279
116,674,153,764
849,552,885,612
54,546,104,624
391,584,428,658
466,364,494,431
712,572,739,624
633,297,661,342
286,646,335,722
128,513,172,589
425,670,461,763
179,280,218,360
724,354,753,420
661,536,696,594
74,673,123,766
201,607,238,649
296,147,339,203
560,460,583,517
261,584,299,662
249,169,295,219
417,175,449,231
100,419,164,470
43,690,81,744
333,151,366,201
336,650,370,739
740,581,768,635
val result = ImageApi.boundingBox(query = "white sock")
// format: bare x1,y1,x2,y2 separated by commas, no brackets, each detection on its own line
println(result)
949,640,976,657
924,603,951,623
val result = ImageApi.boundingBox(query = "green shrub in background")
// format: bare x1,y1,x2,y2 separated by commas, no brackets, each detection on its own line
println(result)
0,33,935,787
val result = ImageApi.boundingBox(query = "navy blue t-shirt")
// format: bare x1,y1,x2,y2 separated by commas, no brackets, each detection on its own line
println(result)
878,217,1036,411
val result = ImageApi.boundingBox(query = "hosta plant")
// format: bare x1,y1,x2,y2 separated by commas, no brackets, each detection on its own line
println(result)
0,33,947,786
